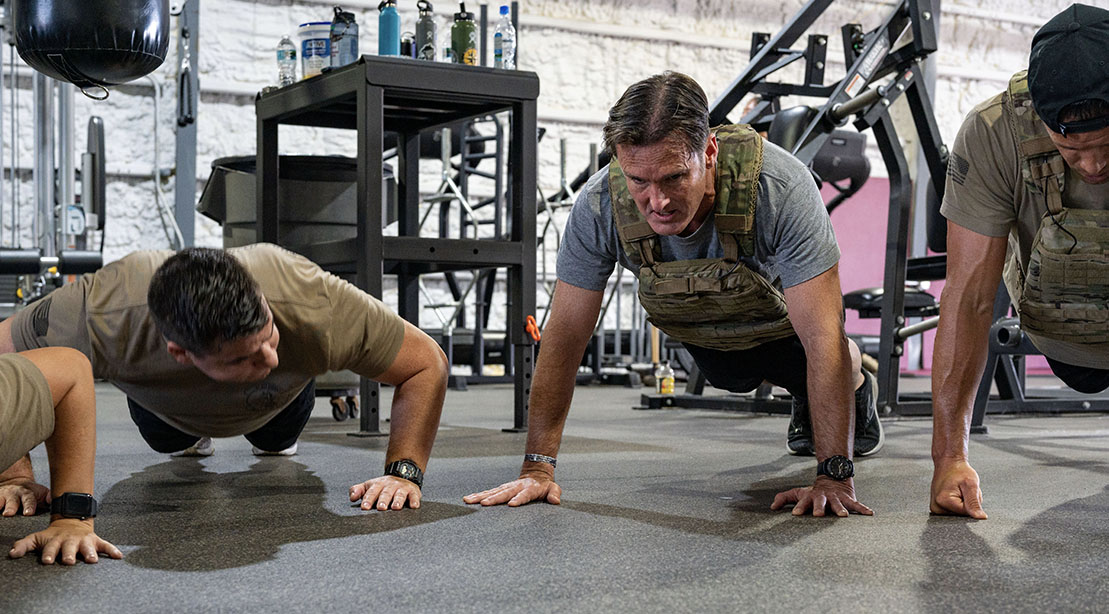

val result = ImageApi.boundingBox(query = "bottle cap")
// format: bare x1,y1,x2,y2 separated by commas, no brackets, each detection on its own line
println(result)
417,0,434,14
334,6,356,22
455,2,473,20
378,0,396,10
500,5,509,15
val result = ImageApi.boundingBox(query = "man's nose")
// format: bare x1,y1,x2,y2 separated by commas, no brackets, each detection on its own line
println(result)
646,185,670,210
258,344,279,369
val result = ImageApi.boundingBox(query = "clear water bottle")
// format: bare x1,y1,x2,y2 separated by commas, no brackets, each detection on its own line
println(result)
493,5,516,69
654,360,675,395
276,35,297,86
331,6,359,67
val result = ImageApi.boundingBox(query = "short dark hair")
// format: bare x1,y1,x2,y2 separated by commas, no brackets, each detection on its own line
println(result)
602,71,710,158
147,247,269,355
1059,98,1109,124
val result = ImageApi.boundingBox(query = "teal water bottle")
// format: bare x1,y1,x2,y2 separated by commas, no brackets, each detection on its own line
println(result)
378,0,400,56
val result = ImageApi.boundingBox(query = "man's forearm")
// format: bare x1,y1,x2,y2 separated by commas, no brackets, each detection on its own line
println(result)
806,335,854,460
519,348,583,474
0,454,36,484
930,299,994,462
384,364,448,470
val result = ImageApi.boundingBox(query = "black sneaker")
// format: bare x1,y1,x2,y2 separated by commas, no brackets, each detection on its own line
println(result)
786,395,814,456
854,369,884,457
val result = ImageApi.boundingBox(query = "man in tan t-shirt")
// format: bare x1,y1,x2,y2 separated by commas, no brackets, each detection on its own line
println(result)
0,243,448,514
931,3,1109,519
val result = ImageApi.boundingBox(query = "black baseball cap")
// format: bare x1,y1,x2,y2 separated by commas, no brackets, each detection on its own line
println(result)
1028,3,1109,136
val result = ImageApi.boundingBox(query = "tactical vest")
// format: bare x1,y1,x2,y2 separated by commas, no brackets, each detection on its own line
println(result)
610,124,795,351
1007,71,1109,343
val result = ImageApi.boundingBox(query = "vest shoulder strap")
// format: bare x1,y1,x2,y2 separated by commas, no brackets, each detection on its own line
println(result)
1005,70,1065,214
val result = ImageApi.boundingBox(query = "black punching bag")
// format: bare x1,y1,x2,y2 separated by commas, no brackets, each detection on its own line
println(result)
14,0,170,93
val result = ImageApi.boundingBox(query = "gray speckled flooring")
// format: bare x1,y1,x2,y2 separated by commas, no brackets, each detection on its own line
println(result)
2,379,1108,613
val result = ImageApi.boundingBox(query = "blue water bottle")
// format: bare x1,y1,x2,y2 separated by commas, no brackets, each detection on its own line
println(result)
378,0,400,56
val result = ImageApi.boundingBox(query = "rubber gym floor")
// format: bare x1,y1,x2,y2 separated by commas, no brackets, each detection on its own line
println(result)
3,377,1107,613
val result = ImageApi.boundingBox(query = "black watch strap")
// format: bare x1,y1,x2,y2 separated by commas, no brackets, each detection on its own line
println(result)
50,492,98,519
384,459,424,488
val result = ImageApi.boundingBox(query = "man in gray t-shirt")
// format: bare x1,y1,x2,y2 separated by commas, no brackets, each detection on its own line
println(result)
465,71,882,517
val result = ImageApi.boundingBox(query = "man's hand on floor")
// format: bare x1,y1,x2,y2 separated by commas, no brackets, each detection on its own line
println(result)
350,475,422,511
462,472,562,507
771,477,873,517
930,458,987,519
0,478,49,517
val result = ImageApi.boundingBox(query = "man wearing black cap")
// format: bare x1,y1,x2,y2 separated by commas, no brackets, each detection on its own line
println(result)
929,3,1109,519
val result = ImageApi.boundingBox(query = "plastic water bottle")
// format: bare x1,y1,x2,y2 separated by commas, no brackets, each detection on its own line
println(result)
331,6,359,67
655,361,675,395
276,35,297,86
493,5,516,69
415,0,437,61
378,0,400,56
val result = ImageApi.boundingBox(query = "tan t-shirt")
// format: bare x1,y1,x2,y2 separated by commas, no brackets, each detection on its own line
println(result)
11,244,406,436
941,91,1109,367
0,353,54,471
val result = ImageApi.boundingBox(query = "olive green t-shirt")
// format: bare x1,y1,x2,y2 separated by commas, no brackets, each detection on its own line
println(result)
10,243,406,436
940,91,1109,368
0,353,54,472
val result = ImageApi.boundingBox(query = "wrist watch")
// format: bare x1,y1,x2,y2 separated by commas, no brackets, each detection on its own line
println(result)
50,492,98,519
816,455,854,481
384,459,424,488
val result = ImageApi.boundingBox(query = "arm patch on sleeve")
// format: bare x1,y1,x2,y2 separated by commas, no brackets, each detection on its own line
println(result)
948,152,971,186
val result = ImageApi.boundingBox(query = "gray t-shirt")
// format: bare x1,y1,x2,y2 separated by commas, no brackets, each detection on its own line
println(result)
557,139,840,293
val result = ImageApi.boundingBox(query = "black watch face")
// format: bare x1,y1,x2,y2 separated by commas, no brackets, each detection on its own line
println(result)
822,456,854,480
397,462,415,478
388,460,422,486
56,493,95,518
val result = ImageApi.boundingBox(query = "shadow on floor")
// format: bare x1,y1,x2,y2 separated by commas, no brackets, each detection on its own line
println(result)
560,464,842,545
918,486,1109,609
0,457,474,572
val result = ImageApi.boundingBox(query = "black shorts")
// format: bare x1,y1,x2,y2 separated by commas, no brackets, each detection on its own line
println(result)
128,379,317,453
1045,357,1109,394
682,335,808,398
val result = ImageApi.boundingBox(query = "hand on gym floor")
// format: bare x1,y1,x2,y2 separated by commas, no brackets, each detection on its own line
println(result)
462,474,562,507
0,478,50,517
8,519,123,565
930,458,987,519
770,477,873,517
350,475,422,511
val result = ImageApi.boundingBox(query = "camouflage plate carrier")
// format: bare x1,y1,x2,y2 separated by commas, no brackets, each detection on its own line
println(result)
1007,70,1109,343
609,124,795,351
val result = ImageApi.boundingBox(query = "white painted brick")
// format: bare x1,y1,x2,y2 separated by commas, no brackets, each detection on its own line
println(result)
0,0,1079,332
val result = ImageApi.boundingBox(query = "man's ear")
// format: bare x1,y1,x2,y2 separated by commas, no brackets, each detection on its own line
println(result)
704,133,719,168
165,341,194,366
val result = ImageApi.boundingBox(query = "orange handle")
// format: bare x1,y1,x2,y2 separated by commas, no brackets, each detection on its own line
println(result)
525,315,541,342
